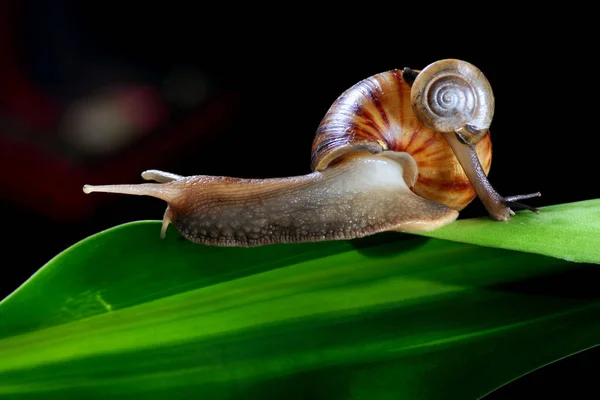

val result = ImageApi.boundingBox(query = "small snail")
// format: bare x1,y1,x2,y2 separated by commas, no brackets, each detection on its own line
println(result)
83,59,541,247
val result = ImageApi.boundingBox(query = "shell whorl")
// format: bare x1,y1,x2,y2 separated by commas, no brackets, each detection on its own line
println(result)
311,67,492,211
410,59,494,144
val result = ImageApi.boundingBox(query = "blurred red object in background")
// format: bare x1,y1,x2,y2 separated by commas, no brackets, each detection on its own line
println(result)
0,94,238,222
0,0,239,222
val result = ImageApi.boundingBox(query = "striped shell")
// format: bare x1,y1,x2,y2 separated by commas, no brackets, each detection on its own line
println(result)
311,69,492,211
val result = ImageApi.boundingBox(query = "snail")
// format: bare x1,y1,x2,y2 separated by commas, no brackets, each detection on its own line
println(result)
83,59,541,247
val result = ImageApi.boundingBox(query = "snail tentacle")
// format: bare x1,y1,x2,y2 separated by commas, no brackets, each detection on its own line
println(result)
401,67,419,85
504,193,542,202
504,193,542,214
141,170,183,183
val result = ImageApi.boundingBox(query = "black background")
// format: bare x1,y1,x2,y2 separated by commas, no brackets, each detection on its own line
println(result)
1,2,597,397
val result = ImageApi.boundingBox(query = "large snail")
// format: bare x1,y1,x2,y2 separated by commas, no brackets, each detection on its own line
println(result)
83,59,541,247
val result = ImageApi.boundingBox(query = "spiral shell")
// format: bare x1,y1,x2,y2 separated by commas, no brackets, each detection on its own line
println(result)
311,67,492,211
410,59,494,144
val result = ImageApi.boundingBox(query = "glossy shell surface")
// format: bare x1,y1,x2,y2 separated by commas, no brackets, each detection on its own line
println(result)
410,59,495,142
311,69,492,211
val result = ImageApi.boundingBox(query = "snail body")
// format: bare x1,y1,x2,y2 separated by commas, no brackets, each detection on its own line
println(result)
84,59,540,247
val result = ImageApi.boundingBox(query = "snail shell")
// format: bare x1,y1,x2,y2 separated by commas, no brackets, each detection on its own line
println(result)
312,67,492,211
410,59,494,144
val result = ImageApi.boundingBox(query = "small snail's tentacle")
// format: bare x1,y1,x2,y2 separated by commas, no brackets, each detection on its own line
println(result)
84,152,458,246
504,193,542,214
504,193,542,202
161,207,174,238
141,170,183,183
401,68,419,85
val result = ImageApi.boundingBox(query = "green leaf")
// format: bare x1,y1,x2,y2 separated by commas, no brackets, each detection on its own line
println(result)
1,219,598,399
416,199,600,264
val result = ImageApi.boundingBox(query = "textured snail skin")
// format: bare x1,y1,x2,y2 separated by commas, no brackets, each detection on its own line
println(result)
83,152,458,246
83,60,538,247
